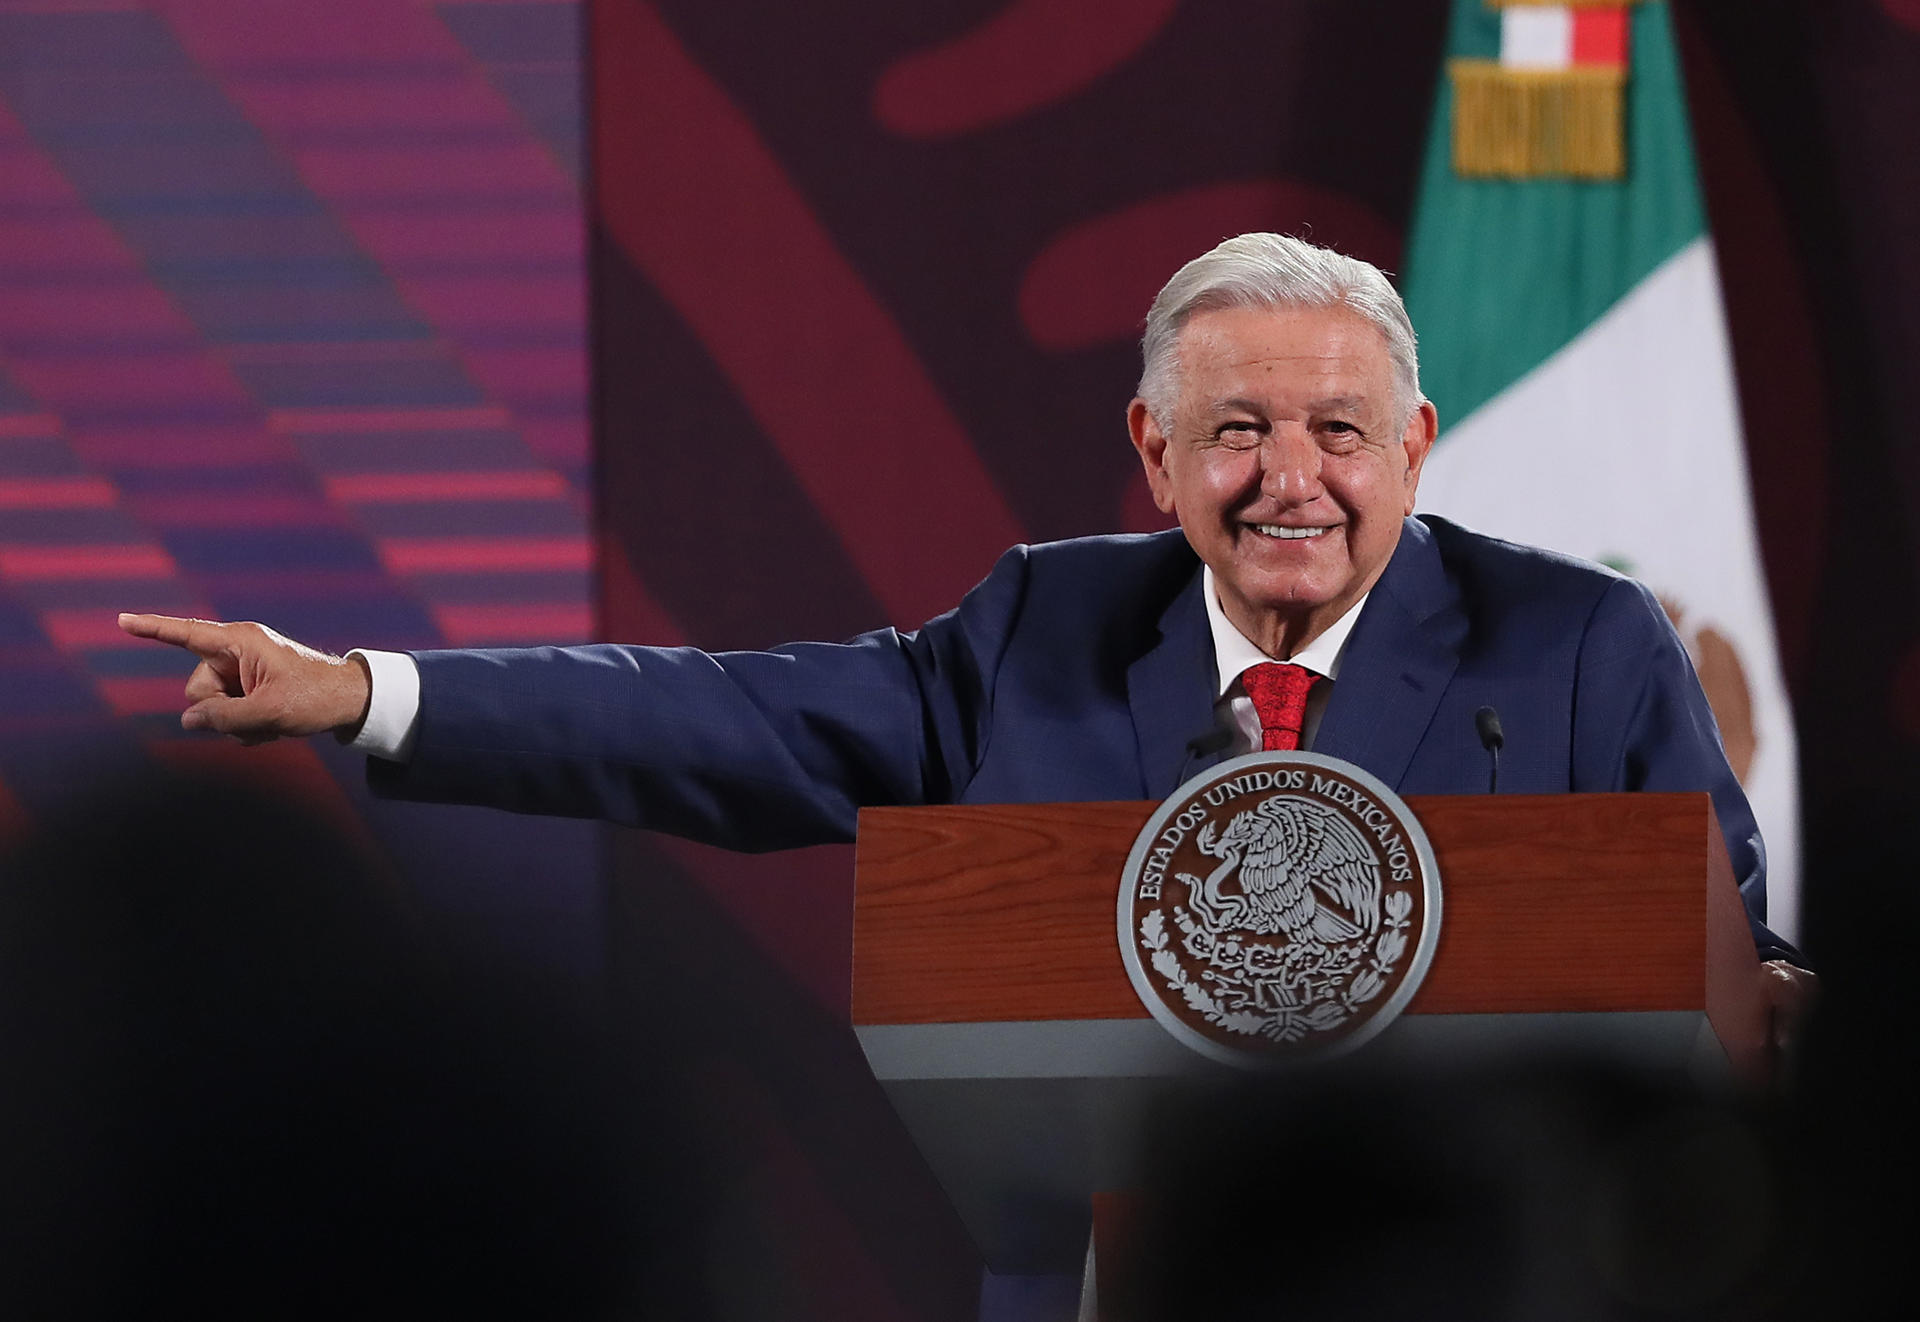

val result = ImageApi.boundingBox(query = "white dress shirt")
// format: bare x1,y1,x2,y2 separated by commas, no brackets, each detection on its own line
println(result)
1202,565,1366,755
344,648,420,761
348,570,1370,764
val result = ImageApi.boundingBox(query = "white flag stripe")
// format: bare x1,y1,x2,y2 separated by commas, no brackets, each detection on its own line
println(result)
1500,8,1575,70
1415,237,1801,941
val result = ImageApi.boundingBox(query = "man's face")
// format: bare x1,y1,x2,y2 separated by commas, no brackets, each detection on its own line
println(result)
1128,303,1437,657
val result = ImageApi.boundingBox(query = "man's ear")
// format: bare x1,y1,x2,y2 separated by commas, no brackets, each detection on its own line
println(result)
1128,398,1177,515
1399,399,1439,515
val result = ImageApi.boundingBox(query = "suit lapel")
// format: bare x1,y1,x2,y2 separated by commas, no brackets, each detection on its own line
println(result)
1126,568,1219,800
1314,518,1464,789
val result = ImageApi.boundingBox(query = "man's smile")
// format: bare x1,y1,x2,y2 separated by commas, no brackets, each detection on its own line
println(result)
1246,523,1332,540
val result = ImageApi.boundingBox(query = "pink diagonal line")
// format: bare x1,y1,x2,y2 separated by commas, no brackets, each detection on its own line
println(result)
0,544,178,580
0,414,63,439
269,406,513,435
0,477,117,509
590,0,1028,624
324,471,570,502
377,536,590,574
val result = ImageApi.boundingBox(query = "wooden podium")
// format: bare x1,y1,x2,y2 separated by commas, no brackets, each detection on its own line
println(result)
850,791,1768,1272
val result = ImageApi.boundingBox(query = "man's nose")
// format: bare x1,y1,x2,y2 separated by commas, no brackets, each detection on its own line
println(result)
1259,429,1323,504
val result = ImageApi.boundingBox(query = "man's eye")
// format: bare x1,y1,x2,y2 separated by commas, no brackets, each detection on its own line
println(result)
1215,423,1263,447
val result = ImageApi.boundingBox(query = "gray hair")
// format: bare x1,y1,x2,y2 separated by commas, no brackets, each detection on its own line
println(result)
1137,233,1423,429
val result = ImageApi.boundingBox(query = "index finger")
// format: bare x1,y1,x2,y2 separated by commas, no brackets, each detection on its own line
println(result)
118,613,233,657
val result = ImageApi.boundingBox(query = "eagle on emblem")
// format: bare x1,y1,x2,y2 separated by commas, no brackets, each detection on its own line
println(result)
1182,794,1381,943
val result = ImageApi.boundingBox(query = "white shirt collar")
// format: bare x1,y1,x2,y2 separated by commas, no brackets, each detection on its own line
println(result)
1201,565,1367,699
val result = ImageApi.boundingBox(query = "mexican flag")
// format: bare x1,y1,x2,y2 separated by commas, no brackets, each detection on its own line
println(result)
1403,0,1801,941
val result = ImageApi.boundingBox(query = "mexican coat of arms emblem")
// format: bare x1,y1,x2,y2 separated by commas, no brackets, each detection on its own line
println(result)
1118,752,1443,1066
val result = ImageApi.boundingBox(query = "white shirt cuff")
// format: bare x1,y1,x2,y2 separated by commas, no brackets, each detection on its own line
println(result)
344,649,421,762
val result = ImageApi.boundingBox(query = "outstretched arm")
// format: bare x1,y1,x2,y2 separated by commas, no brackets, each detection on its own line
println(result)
117,613,372,743
117,540,1035,848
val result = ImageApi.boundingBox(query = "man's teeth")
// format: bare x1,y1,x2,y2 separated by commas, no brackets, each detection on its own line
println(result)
1250,524,1328,540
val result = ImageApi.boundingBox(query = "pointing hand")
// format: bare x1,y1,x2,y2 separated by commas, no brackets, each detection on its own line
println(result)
117,614,372,744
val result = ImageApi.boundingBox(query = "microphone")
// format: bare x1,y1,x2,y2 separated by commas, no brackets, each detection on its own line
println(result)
1179,725,1236,783
1474,706,1504,794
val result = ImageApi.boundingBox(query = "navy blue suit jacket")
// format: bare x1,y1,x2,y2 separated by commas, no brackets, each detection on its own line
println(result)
370,515,1791,960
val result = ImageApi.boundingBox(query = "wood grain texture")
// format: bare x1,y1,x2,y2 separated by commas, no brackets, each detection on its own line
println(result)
852,793,1749,1025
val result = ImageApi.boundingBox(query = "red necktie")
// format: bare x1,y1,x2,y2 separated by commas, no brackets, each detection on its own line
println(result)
1241,662,1321,752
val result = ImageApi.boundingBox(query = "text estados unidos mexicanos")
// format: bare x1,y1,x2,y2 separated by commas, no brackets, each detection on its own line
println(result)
1136,770,1414,900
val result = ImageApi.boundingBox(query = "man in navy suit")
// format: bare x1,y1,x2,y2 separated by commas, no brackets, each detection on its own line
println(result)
121,234,1809,999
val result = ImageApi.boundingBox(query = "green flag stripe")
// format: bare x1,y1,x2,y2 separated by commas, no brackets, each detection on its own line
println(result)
1401,0,1706,430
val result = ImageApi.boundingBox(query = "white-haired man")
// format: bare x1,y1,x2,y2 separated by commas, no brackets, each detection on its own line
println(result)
124,233,1809,1024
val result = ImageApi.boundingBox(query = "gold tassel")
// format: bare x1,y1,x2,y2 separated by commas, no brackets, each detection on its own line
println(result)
1449,60,1626,179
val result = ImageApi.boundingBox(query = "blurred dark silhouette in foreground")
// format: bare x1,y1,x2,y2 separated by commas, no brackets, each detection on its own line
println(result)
0,768,660,1319
1108,908,1917,1322
1115,1061,1787,1322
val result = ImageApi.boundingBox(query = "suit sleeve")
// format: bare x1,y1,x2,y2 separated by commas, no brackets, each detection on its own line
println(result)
366,546,1034,850
1572,577,1800,964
